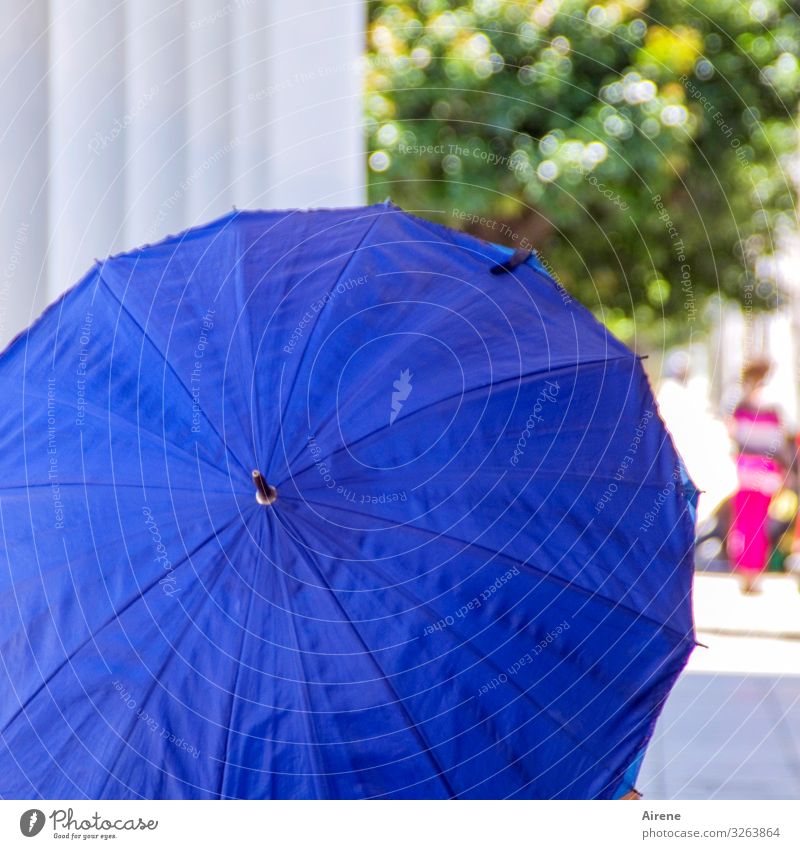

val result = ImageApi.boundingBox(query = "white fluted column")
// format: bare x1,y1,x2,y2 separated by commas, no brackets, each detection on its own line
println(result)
48,1,127,299
265,0,365,208
229,0,270,209
125,1,188,244
185,0,234,225
6,0,365,324
0,0,49,347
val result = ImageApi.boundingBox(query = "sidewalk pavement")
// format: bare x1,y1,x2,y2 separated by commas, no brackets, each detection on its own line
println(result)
639,574,800,799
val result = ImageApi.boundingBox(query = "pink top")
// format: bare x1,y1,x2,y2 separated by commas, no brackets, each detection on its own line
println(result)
731,403,783,494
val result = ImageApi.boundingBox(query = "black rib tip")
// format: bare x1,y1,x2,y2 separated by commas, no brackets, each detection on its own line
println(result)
490,248,533,275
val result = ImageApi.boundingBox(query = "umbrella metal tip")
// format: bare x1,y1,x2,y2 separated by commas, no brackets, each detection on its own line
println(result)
252,470,277,506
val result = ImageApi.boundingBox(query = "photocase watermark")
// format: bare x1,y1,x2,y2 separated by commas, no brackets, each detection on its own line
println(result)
249,57,366,101
75,312,93,428
390,368,413,425
681,74,752,171
32,807,158,835
595,409,654,513
190,307,216,435
88,85,159,156
0,220,28,339
307,434,337,490
450,208,573,306
46,376,65,530
575,166,629,211
510,380,560,467
639,463,683,533
355,490,407,504
451,207,534,249
306,434,407,504
189,0,254,30
398,142,529,176
147,138,240,242
477,619,570,697
651,194,696,321
282,274,369,355
19,809,45,837
536,247,574,307
113,680,199,759
141,506,180,596
423,566,520,637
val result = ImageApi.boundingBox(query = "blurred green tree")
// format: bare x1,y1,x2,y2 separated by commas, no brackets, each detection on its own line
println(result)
366,0,800,339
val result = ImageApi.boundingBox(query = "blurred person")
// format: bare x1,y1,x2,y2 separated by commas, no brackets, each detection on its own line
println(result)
766,475,798,571
727,358,786,593
786,433,800,590
656,349,736,529
660,350,691,392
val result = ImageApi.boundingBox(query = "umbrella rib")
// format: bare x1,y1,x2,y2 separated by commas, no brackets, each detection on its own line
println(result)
265,210,386,474
95,271,251,478
269,523,335,797
0,482,246,496
279,500,687,769
302,536,595,798
11,390,236,488
282,292,490,471
231,228,269,479
215,515,338,799
95,569,228,801
216,528,261,800
0,510,241,740
293,508,571,711
277,509,685,797
293,496,691,643
278,512,458,799
281,356,633,484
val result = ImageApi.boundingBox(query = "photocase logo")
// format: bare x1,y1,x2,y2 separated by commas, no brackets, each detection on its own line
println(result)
390,368,413,425
19,809,45,837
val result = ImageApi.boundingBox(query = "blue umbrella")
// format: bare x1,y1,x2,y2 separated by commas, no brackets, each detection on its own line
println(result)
0,202,695,799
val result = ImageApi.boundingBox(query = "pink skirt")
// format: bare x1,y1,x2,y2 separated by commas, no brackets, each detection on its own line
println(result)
727,455,782,575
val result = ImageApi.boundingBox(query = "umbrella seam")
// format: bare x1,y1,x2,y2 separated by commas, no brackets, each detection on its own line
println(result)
296,496,694,644
281,356,635,485
277,511,609,797
265,207,388,474
95,566,229,800
94,267,251,479
11,390,236,486
271,522,334,798
278,512,458,799
216,526,261,800
0,508,242,740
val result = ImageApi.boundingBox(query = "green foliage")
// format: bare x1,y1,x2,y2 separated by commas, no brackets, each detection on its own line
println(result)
366,0,800,338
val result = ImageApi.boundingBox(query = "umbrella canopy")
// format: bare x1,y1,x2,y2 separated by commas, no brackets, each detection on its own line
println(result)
0,202,695,799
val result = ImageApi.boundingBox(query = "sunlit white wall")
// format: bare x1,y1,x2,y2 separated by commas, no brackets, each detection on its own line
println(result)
708,299,799,429
0,0,365,349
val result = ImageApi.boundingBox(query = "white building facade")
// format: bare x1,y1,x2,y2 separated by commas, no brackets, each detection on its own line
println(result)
0,0,365,348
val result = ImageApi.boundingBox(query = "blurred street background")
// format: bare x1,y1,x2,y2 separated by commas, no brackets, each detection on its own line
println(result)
2,0,799,799
366,0,800,799
640,573,800,799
